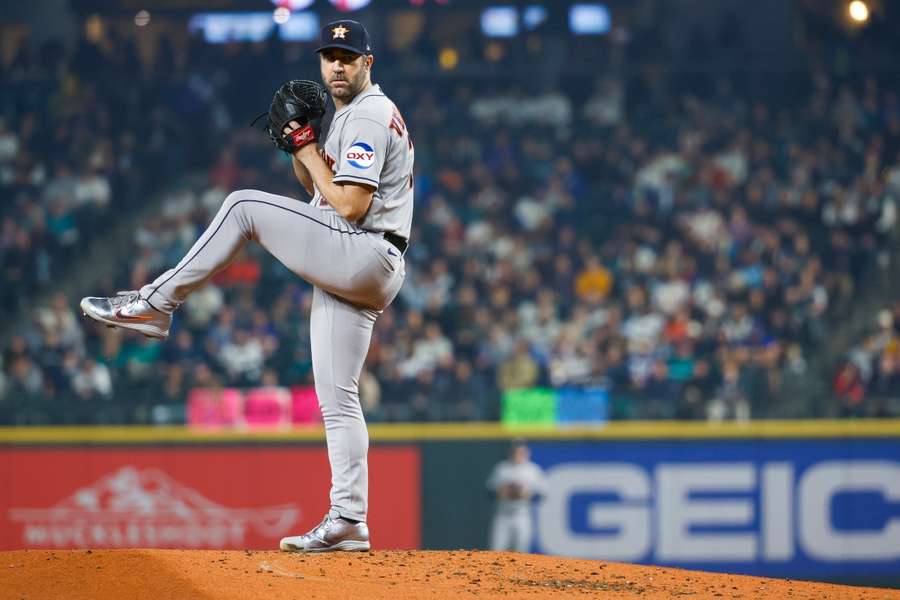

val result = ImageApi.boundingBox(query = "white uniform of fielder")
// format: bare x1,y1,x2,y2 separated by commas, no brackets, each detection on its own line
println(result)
487,443,547,553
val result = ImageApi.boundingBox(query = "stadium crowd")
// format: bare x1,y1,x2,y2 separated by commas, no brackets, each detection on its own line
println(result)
1,19,899,424
0,25,227,312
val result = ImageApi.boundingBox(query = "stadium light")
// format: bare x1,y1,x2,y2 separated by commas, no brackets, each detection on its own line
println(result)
329,0,373,11
848,0,869,23
523,5,548,30
271,0,314,8
481,6,518,38
134,10,151,27
273,7,291,24
278,12,319,41
569,3,611,35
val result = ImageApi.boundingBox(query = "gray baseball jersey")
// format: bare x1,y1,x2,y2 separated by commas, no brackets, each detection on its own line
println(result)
140,81,413,525
314,83,414,240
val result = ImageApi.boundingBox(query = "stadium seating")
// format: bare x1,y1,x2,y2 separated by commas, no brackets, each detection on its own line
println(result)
1,22,898,424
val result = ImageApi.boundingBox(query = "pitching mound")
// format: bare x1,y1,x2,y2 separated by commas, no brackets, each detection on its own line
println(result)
1,549,896,599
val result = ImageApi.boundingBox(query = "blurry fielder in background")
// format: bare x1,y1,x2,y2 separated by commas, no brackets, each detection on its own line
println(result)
486,439,547,553
80,19,414,552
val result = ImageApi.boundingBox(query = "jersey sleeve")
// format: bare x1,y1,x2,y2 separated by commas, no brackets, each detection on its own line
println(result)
333,117,390,189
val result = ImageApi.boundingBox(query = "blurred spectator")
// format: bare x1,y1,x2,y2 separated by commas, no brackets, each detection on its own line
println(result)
837,306,900,416
707,361,751,422
71,357,113,400
218,329,265,385
574,255,613,303
583,78,624,128
834,362,866,418
498,340,540,392
6,355,43,398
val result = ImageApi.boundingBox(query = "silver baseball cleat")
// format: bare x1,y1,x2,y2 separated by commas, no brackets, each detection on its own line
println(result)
80,291,172,340
280,513,370,552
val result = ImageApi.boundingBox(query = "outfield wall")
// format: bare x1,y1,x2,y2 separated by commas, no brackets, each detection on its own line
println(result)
1,421,898,584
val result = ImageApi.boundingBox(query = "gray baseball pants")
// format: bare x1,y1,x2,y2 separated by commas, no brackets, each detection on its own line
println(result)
140,189,405,522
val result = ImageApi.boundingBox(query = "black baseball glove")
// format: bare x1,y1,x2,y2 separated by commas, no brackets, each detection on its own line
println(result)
263,80,327,154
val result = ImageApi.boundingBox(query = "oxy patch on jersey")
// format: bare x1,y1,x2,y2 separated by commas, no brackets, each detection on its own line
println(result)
346,142,376,169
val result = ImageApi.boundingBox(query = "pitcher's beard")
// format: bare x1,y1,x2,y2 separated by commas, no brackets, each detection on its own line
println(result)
327,76,364,101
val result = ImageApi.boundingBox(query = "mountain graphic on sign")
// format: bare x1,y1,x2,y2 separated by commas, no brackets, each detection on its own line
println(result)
10,466,300,537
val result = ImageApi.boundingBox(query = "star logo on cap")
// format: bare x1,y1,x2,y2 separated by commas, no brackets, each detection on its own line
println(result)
332,25,349,39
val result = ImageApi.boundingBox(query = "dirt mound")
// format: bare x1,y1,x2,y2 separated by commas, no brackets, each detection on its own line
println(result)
0,549,895,600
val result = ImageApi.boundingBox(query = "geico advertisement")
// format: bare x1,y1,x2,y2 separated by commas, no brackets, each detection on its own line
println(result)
0,447,420,550
531,440,900,577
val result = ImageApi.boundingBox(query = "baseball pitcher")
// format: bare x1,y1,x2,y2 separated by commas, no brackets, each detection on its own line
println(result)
80,20,414,552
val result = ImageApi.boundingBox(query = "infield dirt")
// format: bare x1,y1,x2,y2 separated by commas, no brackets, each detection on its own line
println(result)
1,549,898,599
